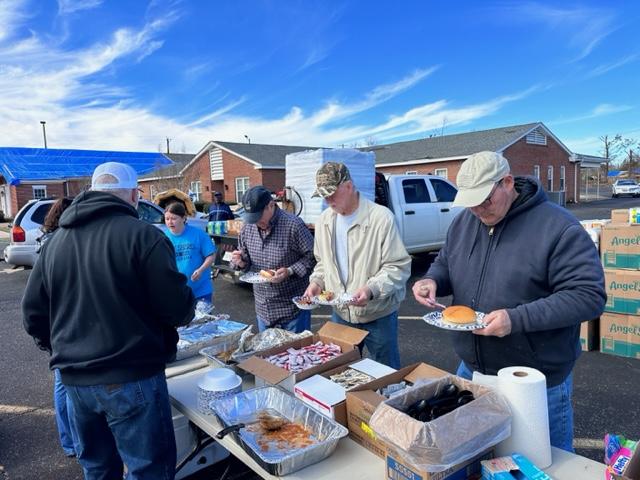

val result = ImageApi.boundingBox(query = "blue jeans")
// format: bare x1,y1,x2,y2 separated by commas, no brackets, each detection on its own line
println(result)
456,362,574,452
65,371,176,480
331,311,400,369
257,310,311,333
54,369,77,457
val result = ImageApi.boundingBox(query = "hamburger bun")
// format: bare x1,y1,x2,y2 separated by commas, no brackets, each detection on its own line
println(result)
259,269,276,279
442,305,477,324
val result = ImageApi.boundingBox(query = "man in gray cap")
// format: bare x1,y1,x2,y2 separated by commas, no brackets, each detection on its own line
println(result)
413,151,605,452
303,162,411,368
230,186,315,332
23,161,195,479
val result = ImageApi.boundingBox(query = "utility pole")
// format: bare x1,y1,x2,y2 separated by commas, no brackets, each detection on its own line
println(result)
244,135,251,144
166,137,171,154
40,121,47,149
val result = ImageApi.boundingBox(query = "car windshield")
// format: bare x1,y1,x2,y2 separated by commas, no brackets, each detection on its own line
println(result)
618,180,637,185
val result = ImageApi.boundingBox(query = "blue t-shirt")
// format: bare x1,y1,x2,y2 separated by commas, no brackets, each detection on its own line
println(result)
164,225,216,299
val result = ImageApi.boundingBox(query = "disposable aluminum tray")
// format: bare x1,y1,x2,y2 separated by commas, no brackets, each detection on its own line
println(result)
210,386,348,475
176,319,249,361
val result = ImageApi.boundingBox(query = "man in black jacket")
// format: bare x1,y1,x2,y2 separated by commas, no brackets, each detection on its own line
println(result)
23,162,195,480
413,151,605,452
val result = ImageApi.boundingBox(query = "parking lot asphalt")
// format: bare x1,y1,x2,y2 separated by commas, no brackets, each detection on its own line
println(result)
1,197,639,479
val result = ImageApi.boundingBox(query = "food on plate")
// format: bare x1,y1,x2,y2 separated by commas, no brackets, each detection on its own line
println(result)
317,291,335,302
296,296,314,305
259,269,277,279
442,305,477,325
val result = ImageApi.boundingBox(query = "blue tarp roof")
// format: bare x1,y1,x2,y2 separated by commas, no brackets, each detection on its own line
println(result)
0,147,173,186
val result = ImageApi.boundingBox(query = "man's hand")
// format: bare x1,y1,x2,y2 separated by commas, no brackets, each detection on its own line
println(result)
303,282,322,299
230,249,246,269
191,268,203,282
351,285,372,306
473,309,512,337
412,278,439,308
270,267,290,284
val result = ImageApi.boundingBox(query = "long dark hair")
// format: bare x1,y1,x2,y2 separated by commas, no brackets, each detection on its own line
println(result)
42,197,73,234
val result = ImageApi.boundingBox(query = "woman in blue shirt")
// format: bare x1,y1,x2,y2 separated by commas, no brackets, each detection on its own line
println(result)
163,202,216,302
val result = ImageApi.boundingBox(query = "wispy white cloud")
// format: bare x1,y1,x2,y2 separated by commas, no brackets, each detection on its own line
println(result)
497,2,618,62
549,103,633,126
57,0,103,15
587,53,639,77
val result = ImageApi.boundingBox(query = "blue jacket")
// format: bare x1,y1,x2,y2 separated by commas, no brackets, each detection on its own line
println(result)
208,202,234,221
426,177,605,386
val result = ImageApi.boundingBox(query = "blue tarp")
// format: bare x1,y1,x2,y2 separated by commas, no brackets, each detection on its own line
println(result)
0,147,173,186
608,170,623,177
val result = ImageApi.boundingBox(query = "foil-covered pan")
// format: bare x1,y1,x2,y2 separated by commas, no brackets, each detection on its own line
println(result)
210,386,348,475
176,319,249,360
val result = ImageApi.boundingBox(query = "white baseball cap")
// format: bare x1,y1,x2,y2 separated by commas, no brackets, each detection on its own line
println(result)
91,162,138,190
452,151,510,207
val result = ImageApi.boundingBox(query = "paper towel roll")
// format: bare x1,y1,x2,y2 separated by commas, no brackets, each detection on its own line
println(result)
473,366,552,468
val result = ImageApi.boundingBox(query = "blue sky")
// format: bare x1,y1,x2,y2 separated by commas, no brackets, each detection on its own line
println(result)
1,0,638,158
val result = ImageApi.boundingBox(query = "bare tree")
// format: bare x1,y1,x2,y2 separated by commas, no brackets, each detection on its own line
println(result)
364,136,378,147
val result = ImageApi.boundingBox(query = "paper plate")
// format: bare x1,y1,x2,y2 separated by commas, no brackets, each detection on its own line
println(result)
291,296,318,310
312,293,356,306
239,272,272,284
423,311,486,331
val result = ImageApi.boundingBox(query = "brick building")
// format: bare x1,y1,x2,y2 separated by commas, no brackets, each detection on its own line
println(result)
369,122,586,204
163,122,601,208
0,147,172,218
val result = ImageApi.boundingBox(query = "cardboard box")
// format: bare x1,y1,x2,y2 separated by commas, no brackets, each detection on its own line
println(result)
346,363,449,459
481,453,552,479
293,358,396,426
612,209,632,224
580,319,600,351
600,312,640,359
605,269,640,315
602,225,640,269
238,322,368,391
386,447,493,480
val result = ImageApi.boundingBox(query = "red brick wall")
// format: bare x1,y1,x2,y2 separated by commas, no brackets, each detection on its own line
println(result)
260,169,286,193
181,151,215,203
220,151,263,203
504,137,577,202
377,161,463,182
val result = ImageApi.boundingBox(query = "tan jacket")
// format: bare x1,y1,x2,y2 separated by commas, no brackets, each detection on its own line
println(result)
309,196,411,324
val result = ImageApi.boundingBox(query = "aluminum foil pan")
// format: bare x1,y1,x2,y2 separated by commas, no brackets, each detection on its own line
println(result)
210,386,348,475
176,319,249,360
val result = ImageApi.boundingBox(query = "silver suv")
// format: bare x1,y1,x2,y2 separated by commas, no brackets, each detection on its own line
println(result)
3,198,208,267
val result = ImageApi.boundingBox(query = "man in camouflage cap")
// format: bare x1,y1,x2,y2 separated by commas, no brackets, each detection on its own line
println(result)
304,162,411,368
311,162,351,199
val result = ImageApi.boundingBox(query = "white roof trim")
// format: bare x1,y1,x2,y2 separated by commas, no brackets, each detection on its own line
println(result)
138,174,182,182
377,155,467,167
255,165,285,170
182,141,262,175
498,122,574,157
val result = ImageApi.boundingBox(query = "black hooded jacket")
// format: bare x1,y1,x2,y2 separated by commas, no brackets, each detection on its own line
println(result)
22,191,195,385
426,177,606,386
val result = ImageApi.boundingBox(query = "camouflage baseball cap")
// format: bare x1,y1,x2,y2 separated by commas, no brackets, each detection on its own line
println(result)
311,162,352,198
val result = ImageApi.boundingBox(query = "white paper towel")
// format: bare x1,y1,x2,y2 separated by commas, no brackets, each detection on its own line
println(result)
473,366,552,468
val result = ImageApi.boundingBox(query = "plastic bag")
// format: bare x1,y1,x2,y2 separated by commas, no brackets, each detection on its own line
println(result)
231,327,313,361
369,375,512,472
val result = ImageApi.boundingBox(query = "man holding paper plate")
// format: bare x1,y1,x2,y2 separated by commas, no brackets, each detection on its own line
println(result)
412,151,606,452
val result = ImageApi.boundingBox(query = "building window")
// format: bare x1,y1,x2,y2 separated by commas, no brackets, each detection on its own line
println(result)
533,165,540,179
405,170,418,175
434,168,448,179
547,166,554,191
560,166,566,191
150,185,157,200
236,177,250,204
526,129,547,145
32,185,47,199
190,181,202,202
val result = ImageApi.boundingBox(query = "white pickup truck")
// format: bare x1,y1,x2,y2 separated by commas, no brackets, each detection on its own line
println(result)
211,172,462,281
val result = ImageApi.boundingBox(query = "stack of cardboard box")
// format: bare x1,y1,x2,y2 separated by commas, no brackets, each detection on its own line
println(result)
599,208,640,359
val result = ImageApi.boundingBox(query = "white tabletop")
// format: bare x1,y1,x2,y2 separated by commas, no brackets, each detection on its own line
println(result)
165,356,208,379
167,367,606,480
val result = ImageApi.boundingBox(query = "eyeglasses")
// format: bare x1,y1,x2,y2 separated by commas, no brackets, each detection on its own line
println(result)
476,179,503,208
